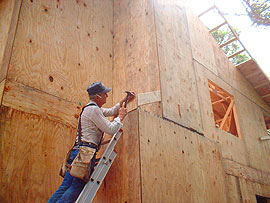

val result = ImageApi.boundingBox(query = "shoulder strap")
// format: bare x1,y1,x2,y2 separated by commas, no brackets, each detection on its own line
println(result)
77,103,97,145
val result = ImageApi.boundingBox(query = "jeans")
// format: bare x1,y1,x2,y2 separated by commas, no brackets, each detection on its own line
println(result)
48,149,96,203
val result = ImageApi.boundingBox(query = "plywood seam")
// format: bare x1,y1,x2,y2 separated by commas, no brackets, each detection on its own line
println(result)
112,0,115,106
194,58,270,114
0,79,6,106
138,109,143,203
8,80,81,107
0,0,23,82
223,158,270,185
152,0,163,119
162,115,204,136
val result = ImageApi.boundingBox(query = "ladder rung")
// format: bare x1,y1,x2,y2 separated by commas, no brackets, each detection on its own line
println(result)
75,130,123,203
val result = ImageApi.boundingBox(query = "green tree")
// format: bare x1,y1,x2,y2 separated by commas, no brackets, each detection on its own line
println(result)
211,28,249,65
241,0,270,26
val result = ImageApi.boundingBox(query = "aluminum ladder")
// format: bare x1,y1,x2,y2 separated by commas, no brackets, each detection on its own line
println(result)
75,129,123,203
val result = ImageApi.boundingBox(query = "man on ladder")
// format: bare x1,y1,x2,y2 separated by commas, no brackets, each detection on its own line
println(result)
48,81,135,203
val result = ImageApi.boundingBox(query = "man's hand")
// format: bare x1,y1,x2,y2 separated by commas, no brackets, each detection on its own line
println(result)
118,107,127,121
120,92,136,107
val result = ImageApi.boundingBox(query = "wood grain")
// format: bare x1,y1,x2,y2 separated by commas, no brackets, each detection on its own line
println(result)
0,79,5,105
7,0,113,106
155,1,203,132
0,0,22,82
0,106,76,203
103,110,141,203
2,80,81,128
223,159,270,186
139,110,227,203
113,0,161,114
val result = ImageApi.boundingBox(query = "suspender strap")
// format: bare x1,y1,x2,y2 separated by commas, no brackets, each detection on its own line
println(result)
77,103,97,146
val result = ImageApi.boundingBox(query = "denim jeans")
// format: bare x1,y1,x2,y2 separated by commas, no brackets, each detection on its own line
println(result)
48,149,96,203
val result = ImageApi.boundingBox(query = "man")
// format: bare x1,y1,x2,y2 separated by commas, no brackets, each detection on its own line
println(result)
48,81,135,203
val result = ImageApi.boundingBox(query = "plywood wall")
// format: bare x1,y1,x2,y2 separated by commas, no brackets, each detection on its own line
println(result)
0,106,76,202
0,0,114,202
113,0,161,114
7,0,113,106
101,110,141,203
225,174,270,203
154,0,203,132
139,110,228,203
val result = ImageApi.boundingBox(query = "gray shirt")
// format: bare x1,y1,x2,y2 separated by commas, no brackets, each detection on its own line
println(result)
80,101,123,145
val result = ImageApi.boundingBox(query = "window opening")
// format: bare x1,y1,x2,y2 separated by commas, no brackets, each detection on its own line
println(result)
256,195,270,203
263,112,270,136
208,80,241,137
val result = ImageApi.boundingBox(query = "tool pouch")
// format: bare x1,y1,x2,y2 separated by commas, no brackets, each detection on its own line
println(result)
59,148,72,178
70,146,96,182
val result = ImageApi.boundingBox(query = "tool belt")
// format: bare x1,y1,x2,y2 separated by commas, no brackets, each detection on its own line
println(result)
70,146,96,182
73,141,98,150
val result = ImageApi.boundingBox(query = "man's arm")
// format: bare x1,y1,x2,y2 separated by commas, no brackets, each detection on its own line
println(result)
101,103,120,117
92,107,126,135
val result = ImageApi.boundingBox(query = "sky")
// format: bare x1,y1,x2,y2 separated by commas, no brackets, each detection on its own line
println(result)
186,0,270,77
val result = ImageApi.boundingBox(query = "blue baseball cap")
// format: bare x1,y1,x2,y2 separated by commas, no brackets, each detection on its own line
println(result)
87,81,111,95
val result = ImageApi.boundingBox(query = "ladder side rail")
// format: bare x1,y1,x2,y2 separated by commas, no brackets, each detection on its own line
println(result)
75,130,123,203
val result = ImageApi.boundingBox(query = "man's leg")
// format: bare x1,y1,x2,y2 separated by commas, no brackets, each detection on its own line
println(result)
48,172,73,203
48,149,79,203
56,177,86,203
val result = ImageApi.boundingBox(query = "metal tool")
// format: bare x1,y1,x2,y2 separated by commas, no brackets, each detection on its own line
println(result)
124,91,135,108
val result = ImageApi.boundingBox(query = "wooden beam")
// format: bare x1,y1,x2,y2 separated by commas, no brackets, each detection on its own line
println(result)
212,96,231,105
245,70,262,79
254,81,269,89
209,87,229,101
219,37,237,48
209,22,227,33
233,103,242,138
262,93,270,99
198,5,216,17
212,98,225,105
220,99,234,129
228,49,245,59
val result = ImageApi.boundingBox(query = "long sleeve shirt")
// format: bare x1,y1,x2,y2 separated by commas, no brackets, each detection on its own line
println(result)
79,101,123,145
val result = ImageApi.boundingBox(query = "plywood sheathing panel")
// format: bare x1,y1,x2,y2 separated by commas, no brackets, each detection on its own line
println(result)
113,0,161,114
139,110,227,203
185,7,218,75
7,0,113,106
194,61,249,165
223,159,270,186
0,80,5,105
239,178,270,202
0,0,22,82
154,2,202,132
235,89,270,172
103,110,141,203
224,175,242,203
2,80,81,128
0,106,76,202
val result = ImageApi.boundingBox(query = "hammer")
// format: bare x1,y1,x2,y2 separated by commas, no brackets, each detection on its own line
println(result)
124,91,135,108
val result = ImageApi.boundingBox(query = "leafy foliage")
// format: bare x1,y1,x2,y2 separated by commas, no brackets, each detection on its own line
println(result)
211,28,249,65
241,0,270,26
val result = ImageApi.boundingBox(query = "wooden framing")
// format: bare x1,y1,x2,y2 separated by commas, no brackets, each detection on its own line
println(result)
208,80,241,137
